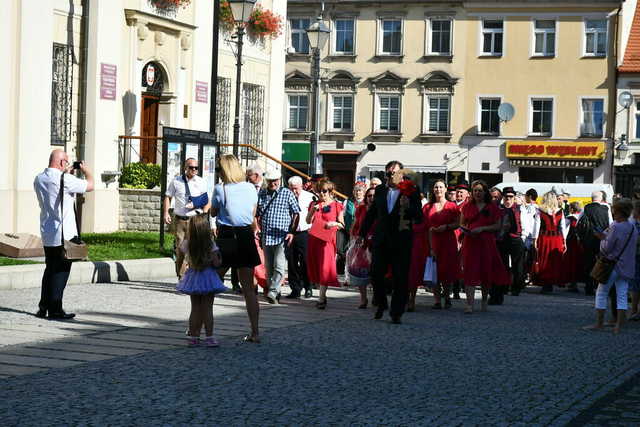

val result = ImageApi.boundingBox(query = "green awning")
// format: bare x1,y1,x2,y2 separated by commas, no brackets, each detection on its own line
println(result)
282,142,310,162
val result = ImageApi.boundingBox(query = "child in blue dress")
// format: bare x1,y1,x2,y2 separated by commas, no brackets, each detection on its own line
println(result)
176,214,227,347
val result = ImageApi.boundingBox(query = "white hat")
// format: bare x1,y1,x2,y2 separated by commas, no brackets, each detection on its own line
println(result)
264,169,281,181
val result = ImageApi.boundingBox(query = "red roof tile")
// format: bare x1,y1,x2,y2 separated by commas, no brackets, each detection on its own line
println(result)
620,3,640,73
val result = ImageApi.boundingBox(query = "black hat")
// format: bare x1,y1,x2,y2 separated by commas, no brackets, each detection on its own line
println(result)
503,186,516,196
455,183,470,191
447,185,456,192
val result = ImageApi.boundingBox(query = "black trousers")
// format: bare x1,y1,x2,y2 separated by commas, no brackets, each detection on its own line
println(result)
371,239,411,318
39,246,72,314
285,231,311,294
583,244,599,293
498,236,526,294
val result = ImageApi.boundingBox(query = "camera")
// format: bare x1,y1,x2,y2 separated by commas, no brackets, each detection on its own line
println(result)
73,161,82,170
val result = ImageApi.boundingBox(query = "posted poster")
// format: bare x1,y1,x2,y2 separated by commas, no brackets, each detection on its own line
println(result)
167,142,182,182
185,143,199,162
202,145,216,198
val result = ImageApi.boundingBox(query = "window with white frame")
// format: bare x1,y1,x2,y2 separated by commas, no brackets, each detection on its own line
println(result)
426,96,450,133
377,95,401,132
428,18,452,55
334,19,355,55
533,20,555,56
481,20,503,55
479,98,500,134
581,99,604,137
290,18,311,54
380,19,402,55
584,19,607,56
530,99,553,135
331,94,354,131
288,94,309,130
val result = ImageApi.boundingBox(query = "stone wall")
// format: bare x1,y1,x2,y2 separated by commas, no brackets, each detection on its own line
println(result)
119,188,162,232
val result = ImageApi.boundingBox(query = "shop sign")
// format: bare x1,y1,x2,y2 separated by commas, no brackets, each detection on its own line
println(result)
100,63,117,100
195,81,208,103
506,141,605,160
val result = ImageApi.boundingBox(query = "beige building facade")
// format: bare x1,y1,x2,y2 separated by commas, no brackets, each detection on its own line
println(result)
1,0,286,236
285,0,619,196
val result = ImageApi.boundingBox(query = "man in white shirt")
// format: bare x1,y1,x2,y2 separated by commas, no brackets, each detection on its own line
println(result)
33,149,94,319
163,158,211,276
285,176,315,299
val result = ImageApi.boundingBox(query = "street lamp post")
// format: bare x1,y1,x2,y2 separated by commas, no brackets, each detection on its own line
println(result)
228,0,256,158
306,17,330,175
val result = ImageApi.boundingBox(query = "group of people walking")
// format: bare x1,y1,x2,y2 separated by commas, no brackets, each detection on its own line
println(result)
33,150,640,347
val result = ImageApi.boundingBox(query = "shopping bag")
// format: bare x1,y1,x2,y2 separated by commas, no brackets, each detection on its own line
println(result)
346,239,371,287
423,256,438,286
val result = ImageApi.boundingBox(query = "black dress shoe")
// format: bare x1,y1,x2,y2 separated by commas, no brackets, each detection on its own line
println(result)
285,292,301,299
276,293,281,302
304,289,313,298
48,311,75,320
35,309,47,319
374,307,385,320
391,316,402,324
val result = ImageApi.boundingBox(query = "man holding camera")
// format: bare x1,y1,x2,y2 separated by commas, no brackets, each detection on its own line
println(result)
163,158,211,277
34,149,94,319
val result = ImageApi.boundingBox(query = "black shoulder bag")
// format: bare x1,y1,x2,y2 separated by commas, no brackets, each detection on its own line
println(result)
59,173,88,261
215,185,240,264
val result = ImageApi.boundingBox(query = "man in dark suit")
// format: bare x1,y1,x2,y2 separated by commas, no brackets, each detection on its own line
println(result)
578,191,613,295
359,161,423,324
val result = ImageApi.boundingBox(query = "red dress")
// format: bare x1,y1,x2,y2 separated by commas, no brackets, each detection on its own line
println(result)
460,202,510,287
408,211,430,290
425,201,461,284
562,215,584,284
307,201,343,287
535,210,566,285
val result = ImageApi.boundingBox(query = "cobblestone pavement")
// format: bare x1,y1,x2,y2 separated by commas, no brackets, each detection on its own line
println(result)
1,281,640,425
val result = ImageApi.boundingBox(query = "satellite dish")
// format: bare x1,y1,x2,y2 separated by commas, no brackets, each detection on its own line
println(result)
619,91,634,109
497,103,515,122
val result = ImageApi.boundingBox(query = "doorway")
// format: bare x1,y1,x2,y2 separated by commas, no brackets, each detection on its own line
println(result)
141,94,159,164
322,154,357,198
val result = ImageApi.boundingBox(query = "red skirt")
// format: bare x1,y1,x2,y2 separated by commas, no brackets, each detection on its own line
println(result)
562,237,583,284
307,234,340,287
431,231,460,284
535,234,565,285
461,232,510,287
408,229,429,290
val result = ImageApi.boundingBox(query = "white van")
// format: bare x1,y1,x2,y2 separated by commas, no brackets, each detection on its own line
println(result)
494,182,614,205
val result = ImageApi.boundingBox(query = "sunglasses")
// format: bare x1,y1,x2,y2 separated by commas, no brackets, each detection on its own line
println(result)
504,195,514,199
319,189,331,194
187,166,199,171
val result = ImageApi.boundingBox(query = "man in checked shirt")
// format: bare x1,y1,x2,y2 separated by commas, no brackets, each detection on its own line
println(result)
257,169,300,304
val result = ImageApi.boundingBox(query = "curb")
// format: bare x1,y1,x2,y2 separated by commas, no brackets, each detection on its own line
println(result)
0,258,176,290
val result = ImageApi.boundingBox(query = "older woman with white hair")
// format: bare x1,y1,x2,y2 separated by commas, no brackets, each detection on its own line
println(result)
534,191,568,294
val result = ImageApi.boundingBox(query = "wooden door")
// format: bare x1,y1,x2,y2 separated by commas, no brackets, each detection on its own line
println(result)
141,95,159,163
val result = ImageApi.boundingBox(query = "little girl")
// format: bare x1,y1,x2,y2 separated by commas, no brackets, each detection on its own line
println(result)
176,214,227,347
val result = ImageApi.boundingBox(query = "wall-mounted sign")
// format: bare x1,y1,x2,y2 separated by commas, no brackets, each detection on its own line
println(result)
195,81,208,103
146,64,156,86
506,141,605,160
100,63,117,100
142,62,164,94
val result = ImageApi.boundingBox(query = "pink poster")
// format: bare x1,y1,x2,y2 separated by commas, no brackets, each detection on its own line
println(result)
100,63,117,100
195,81,208,103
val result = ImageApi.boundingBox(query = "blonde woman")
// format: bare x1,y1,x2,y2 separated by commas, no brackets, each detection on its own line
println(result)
211,154,261,343
534,191,568,294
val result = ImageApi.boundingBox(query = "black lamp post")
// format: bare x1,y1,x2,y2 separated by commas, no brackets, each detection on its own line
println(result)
305,17,330,175
228,0,257,158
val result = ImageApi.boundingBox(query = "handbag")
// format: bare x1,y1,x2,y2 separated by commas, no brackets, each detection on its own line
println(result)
590,227,634,284
183,175,209,209
423,256,438,286
215,185,239,262
59,173,88,261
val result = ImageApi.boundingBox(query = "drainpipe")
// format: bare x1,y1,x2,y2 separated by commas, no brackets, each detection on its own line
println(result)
610,5,622,187
75,0,90,231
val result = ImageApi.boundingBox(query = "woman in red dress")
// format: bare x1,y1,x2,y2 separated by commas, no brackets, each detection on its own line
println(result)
563,201,584,291
306,178,345,309
407,199,430,312
350,187,376,309
425,180,461,309
460,180,510,314
534,191,568,294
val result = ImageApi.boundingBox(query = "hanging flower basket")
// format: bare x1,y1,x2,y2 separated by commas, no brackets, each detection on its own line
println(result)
150,0,191,10
219,2,283,40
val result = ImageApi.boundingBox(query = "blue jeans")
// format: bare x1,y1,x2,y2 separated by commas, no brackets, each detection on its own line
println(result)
263,242,286,298
596,269,629,311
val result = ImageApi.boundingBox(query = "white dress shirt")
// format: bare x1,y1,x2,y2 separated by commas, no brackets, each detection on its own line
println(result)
166,174,208,217
296,190,314,232
387,188,400,213
34,168,88,247
521,202,540,245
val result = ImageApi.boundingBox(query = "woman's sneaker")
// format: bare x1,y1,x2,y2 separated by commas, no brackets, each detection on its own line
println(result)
187,337,200,347
204,337,219,347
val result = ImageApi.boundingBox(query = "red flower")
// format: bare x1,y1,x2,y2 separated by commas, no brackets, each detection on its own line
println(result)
397,179,417,197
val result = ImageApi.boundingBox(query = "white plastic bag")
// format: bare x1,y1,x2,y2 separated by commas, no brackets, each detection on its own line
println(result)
423,256,438,286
